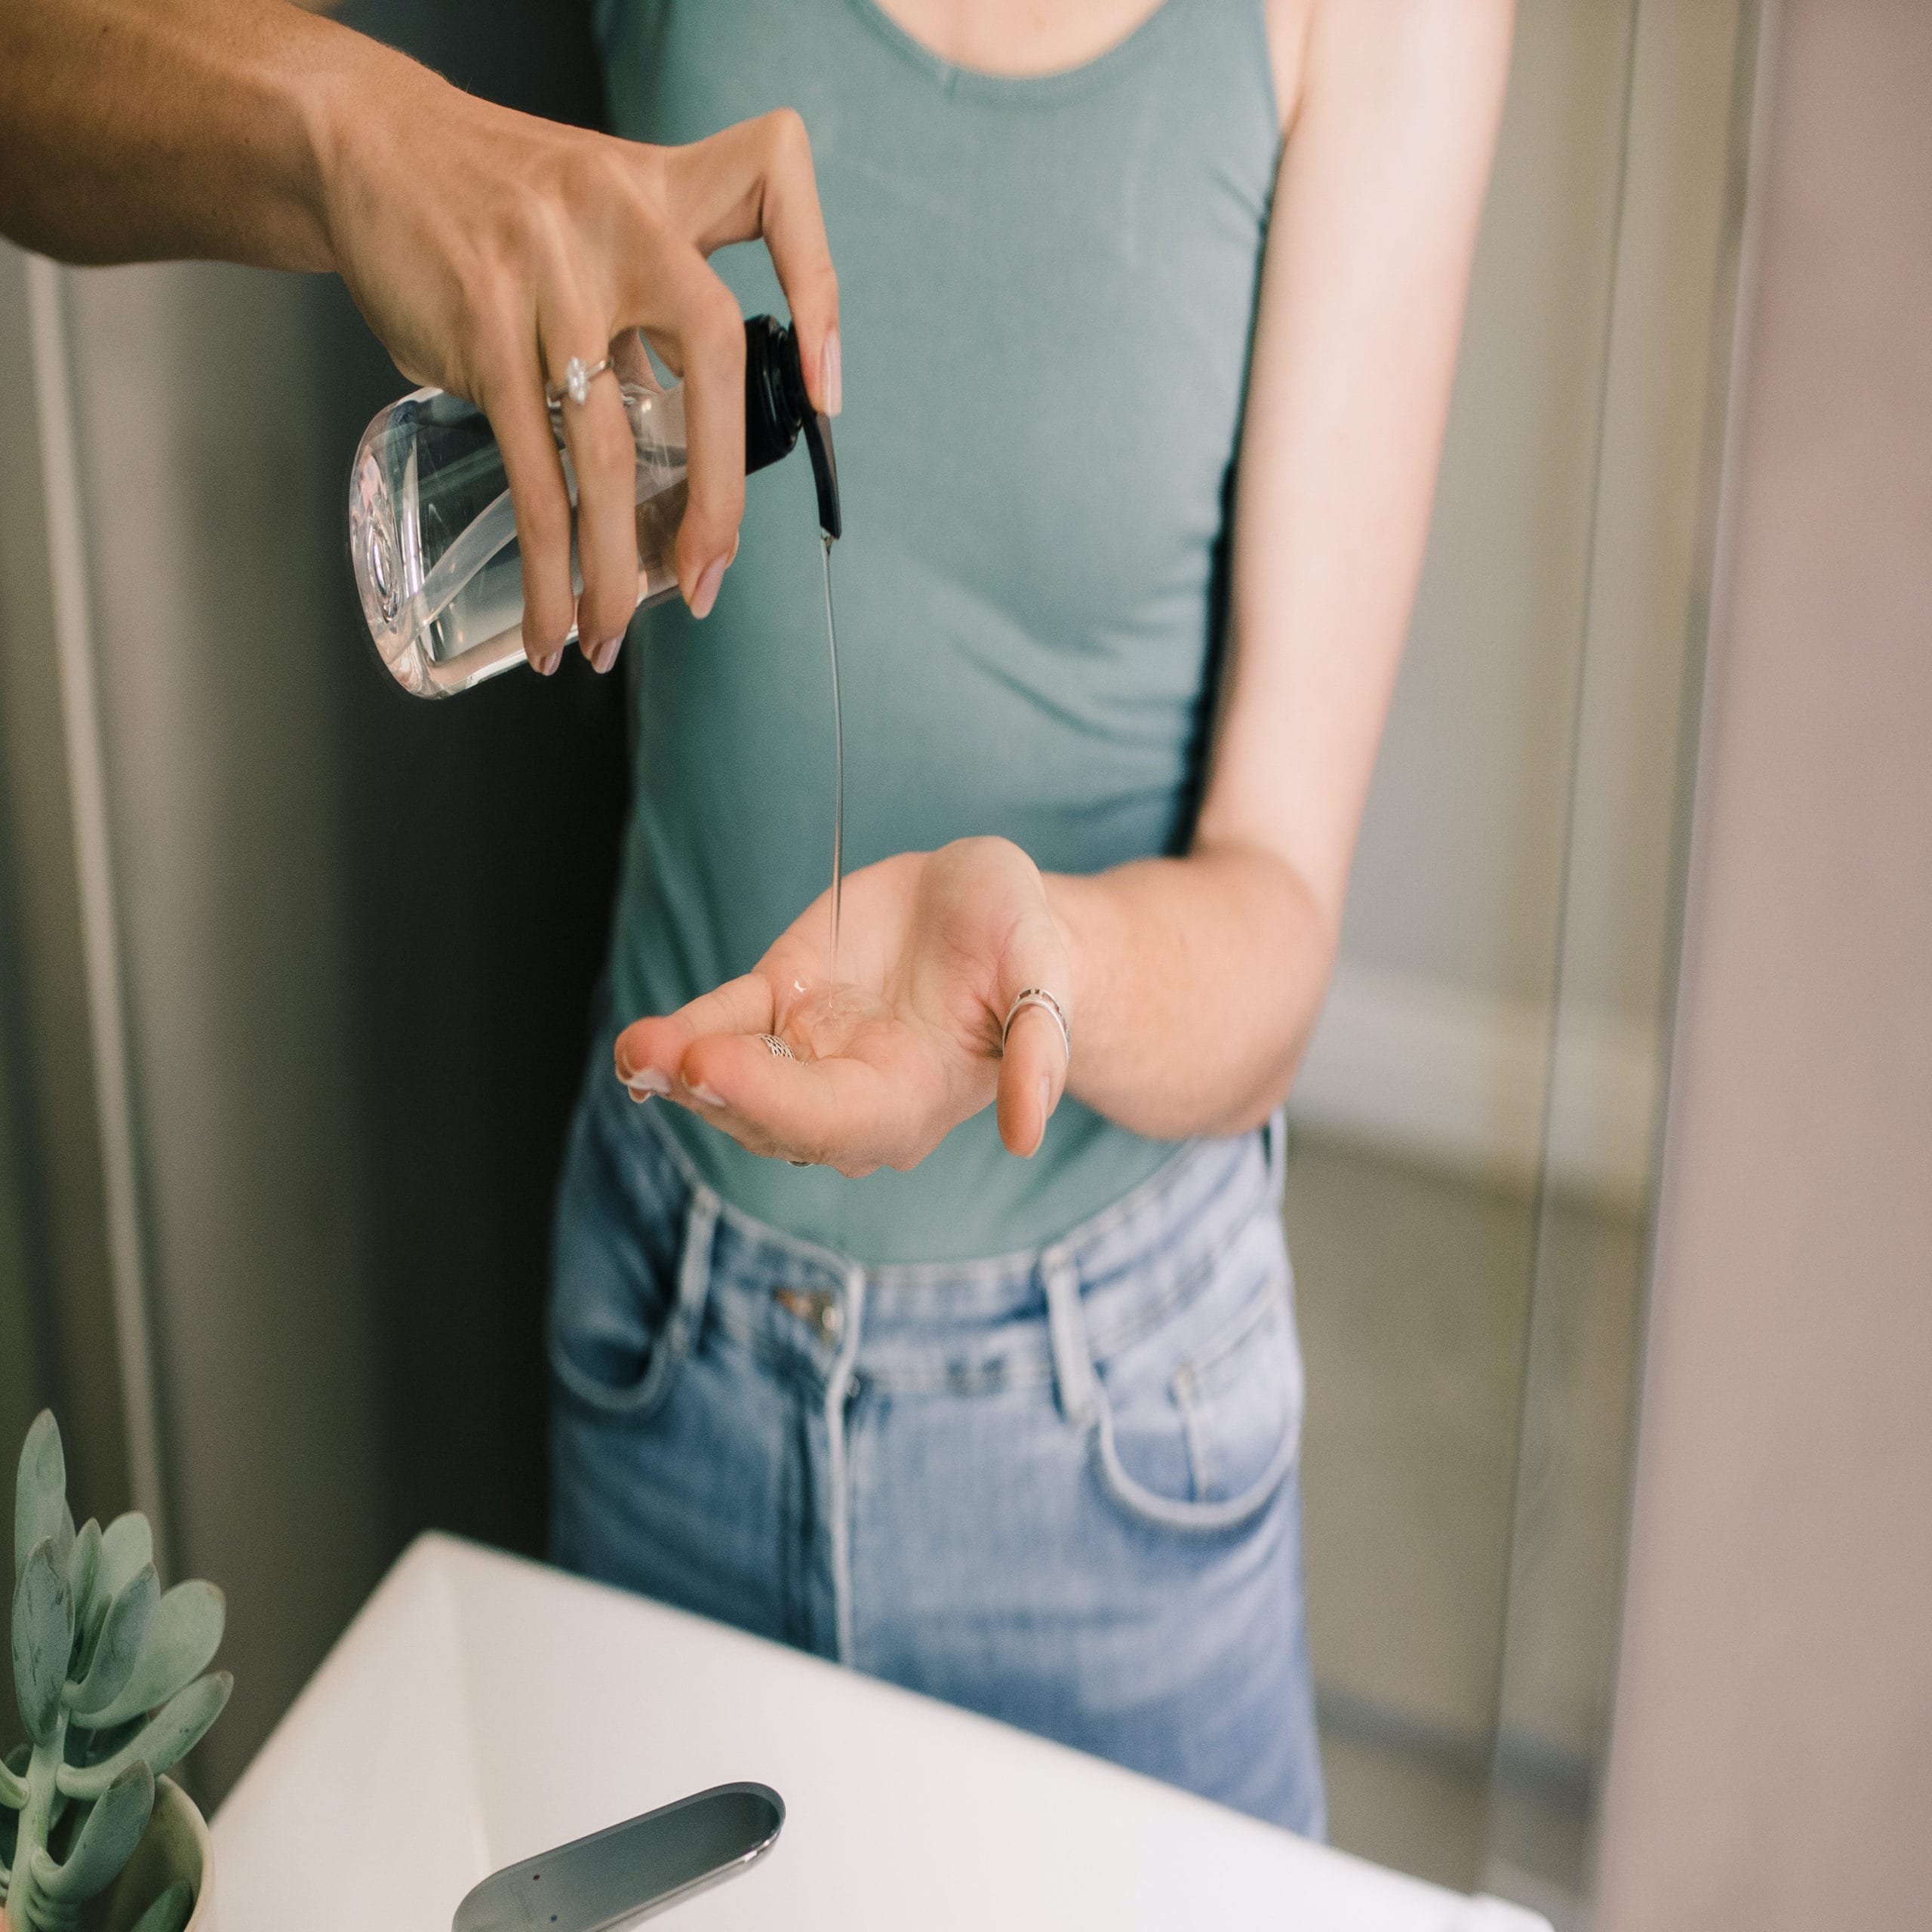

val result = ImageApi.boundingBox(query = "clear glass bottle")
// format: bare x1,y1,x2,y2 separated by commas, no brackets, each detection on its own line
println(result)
349,315,839,698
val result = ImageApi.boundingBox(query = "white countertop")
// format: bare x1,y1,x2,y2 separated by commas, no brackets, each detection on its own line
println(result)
213,1534,1546,1931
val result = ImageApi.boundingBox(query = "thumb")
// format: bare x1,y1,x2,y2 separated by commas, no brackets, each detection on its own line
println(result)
995,935,1073,1159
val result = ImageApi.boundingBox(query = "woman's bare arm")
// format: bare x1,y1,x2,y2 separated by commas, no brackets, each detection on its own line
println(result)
0,0,840,670
0,0,349,271
1048,0,1513,1141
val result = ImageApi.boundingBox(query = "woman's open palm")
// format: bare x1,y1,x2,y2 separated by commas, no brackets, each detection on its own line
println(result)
614,838,1073,1176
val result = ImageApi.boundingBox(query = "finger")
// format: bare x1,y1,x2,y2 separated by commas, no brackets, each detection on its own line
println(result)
472,310,575,674
666,111,841,417
753,110,841,417
995,977,1072,1161
609,328,663,394
540,303,639,671
614,975,774,1095
654,256,745,617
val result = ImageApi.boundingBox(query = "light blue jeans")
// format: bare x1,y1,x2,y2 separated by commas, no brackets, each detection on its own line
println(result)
548,1046,1326,1836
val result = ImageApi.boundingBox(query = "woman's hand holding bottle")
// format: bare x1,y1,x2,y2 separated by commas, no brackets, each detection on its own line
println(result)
0,0,841,675
317,78,841,673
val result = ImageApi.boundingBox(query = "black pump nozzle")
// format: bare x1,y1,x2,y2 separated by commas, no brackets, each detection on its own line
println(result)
743,315,841,541
799,409,841,544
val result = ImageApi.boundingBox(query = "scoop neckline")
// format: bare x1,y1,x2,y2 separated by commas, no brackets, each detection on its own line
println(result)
843,0,1192,104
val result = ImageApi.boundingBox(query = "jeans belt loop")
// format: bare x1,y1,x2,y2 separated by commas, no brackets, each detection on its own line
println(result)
668,1181,720,1361
1041,1244,1099,1429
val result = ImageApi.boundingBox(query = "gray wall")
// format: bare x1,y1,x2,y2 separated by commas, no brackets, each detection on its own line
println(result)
1596,1,1932,1921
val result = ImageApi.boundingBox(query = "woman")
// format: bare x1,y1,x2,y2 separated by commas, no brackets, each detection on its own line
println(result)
549,0,1512,1835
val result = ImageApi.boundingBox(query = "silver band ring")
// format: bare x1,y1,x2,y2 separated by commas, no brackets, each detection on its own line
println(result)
1001,987,1070,1066
545,354,616,409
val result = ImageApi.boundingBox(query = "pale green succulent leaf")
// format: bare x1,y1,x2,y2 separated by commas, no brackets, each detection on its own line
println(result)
79,1515,153,1679
64,1564,158,1716
66,1520,102,1626
55,1673,232,1799
95,1516,154,1605
0,1752,23,1808
33,1761,155,1902
82,1583,226,1730
76,1578,111,1684
127,1878,196,1932
13,1540,75,1744
14,1412,67,1585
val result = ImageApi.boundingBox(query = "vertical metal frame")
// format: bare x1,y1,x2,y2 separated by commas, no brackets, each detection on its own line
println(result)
1477,0,1778,1912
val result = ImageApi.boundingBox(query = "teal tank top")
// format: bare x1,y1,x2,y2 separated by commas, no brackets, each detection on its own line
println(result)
596,0,1281,1263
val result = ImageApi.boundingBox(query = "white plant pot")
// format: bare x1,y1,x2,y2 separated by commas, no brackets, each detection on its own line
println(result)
77,1777,214,1932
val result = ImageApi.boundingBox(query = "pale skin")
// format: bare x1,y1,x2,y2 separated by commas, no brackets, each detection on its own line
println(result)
615,0,1515,1177
0,0,840,674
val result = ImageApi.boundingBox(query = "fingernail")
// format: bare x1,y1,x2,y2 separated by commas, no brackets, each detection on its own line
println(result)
592,634,622,675
822,330,842,417
1038,1072,1053,1125
690,1082,724,1107
537,649,561,677
621,1065,671,1097
691,554,729,620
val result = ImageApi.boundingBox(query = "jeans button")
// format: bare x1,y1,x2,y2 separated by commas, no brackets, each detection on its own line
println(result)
775,1286,842,1344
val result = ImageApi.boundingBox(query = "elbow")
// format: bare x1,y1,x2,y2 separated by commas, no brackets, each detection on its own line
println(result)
1207,1039,1309,1140
1192,996,1325,1141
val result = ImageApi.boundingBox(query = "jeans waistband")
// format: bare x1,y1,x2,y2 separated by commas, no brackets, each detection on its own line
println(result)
605,1069,1275,1390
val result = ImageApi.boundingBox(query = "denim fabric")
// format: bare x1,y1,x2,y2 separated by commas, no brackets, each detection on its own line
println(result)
548,1056,1326,1837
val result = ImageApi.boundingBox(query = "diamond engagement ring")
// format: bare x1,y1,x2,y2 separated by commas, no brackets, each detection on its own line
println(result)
758,1032,795,1060
545,354,616,409
1001,987,1071,1065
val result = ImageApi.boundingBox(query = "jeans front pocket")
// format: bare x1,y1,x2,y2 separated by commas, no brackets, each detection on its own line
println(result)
549,1084,716,1421
1171,1278,1305,1509
1075,1204,1305,1536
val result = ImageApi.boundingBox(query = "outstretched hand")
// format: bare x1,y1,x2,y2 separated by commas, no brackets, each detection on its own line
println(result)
614,838,1074,1177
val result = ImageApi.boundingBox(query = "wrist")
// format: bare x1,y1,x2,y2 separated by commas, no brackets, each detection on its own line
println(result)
1041,870,1106,1081
285,16,408,275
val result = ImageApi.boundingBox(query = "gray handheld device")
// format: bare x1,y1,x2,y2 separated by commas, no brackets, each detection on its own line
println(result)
452,1783,785,1932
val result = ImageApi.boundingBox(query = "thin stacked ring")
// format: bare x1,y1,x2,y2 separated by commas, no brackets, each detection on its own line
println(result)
1001,987,1071,1064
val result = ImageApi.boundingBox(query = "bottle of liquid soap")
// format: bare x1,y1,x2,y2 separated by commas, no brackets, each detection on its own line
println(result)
349,315,840,697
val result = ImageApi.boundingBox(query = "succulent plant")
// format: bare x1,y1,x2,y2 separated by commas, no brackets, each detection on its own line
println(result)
0,1414,229,1932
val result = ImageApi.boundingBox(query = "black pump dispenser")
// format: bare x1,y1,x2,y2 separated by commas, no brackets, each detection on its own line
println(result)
743,315,842,540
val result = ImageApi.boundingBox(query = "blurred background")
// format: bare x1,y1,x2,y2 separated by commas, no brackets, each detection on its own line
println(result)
11,3,1924,1929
